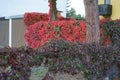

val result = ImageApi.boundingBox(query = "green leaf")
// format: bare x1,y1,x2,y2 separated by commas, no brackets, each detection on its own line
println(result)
53,26,61,32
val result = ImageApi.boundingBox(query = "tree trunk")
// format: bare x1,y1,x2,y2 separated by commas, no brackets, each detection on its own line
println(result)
49,0,57,20
84,0,100,44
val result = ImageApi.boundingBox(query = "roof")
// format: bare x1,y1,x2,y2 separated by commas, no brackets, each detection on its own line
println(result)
5,15,24,19
0,17,5,20
0,15,24,20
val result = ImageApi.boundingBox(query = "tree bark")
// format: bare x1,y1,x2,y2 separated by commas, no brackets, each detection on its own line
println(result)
49,0,57,20
84,0,100,44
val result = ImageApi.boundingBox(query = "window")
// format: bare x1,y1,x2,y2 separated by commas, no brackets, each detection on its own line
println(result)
104,0,110,4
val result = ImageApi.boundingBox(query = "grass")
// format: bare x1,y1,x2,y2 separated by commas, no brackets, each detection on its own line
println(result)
30,66,48,80
30,66,85,80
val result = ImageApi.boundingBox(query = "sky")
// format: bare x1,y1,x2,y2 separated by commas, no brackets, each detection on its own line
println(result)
0,0,66,17
0,0,85,17
69,0,85,16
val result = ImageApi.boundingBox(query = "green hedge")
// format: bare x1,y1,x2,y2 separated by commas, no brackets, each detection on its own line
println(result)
0,19,120,80
0,39,120,80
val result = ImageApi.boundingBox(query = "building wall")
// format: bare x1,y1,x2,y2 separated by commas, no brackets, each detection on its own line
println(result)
99,0,120,20
12,19,26,47
110,0,120,19
0,18,26,47
0,20,9,47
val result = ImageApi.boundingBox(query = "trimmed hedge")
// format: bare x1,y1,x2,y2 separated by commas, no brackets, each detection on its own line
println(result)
0,47,32,80
0,39,120,80
24,12,74,26
24,20,86,48
24,13,112,48
1,13,120,79
101,19,120,46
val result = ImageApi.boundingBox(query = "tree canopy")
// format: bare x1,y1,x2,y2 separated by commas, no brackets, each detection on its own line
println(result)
66,8,84,20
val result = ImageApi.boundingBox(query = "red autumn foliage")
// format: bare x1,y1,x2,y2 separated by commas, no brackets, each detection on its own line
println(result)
24,20,86,48
100,19,110,45
24,12,49,26
24,13,110,48
24,12,75,26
